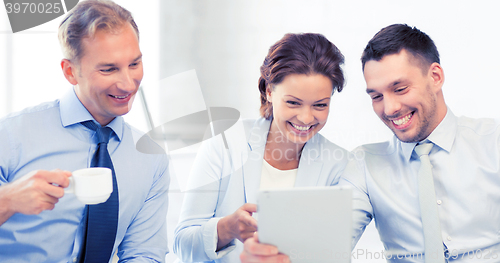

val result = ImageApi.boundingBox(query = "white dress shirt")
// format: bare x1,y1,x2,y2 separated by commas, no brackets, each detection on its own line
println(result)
341,109,500,262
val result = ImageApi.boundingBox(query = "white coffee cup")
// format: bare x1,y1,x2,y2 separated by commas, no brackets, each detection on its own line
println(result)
65,167,113,205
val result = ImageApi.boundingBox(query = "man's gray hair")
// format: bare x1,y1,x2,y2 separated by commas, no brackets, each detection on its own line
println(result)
58,0,139,63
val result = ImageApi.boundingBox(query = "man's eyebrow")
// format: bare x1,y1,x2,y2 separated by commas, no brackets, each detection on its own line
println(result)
366,79,404,94
96,54,143,67
391,79,402,87
97,62,116,67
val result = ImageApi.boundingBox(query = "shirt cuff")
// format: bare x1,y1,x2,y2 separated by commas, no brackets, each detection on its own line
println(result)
202,217,236,259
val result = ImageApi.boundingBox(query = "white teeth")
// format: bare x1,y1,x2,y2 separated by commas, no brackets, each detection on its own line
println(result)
290,122,312,131
111,95,128,99
392,113,412,126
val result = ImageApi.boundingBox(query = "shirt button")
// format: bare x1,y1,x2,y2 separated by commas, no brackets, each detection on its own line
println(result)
447,236,452,241
73,258,77,263
437,200,442,205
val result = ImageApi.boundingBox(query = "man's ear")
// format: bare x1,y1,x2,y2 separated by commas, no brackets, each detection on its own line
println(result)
429,62,445,92
61,59,78,85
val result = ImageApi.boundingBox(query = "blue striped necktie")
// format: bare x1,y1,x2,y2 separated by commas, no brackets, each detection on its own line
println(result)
79,121,119,263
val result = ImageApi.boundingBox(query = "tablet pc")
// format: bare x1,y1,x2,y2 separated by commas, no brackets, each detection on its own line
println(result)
257,186,352,263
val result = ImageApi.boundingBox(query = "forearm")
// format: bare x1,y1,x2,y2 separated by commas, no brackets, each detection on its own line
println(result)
174,217,235,262
0,185,15,226
0,201,15,226
174,222,214,262
216,216,235,250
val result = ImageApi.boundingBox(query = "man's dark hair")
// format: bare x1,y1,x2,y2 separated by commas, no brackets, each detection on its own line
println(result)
361,24,440,72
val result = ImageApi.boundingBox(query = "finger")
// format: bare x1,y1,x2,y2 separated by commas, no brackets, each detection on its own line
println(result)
239,222,257,236
27,174,66,199
50,169,72,187
38,194,59,206
241,214,258,229
242,203,258,213
32,200,57,214
35,170,71,188
244,235,279,256
14,193,58,215
240,251,289,263
40,182,66,199
28,183,62,203
43,201,57,211
241,231,257,241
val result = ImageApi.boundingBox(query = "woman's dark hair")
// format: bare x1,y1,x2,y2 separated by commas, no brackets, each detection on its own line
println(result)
259,33,345,120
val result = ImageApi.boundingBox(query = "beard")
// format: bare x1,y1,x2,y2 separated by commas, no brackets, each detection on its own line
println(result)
385,85,438,143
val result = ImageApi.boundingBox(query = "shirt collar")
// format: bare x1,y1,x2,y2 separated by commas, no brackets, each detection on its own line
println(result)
400,107,456,161
60,88,124,141
247,118,271,151
426,107,456,153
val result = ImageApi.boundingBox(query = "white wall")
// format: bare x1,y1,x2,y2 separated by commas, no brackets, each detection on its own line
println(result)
1,1,499,262
0,0,158,132
157,0,500,153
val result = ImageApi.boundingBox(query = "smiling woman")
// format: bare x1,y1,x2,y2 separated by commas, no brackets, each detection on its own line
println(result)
265,73,333,167
173,32,351,263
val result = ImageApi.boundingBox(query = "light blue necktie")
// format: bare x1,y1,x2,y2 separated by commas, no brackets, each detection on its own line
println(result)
415,143,445,263
79,121,119,263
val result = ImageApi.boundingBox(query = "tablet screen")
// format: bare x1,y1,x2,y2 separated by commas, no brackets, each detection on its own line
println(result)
258,186,352,263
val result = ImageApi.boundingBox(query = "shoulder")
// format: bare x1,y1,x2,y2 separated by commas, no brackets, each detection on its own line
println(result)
0,100,61,136
303,132,350,167
122,122,168,165
342,140,397,179
456,115,500,137
195,118,264,168
247,118,269,128
126,123,153,146
355,137,396,156
243,118,263,132
348,137,402,171
224,118,268,145
299,133,351,185
243,118,270,138
209,117,263,140
0,100,60,125
311,132,349,153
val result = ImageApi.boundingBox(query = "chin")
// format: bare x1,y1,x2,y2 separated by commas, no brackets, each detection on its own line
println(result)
115,106,133,116
394,132,421,143
288,133,314,145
